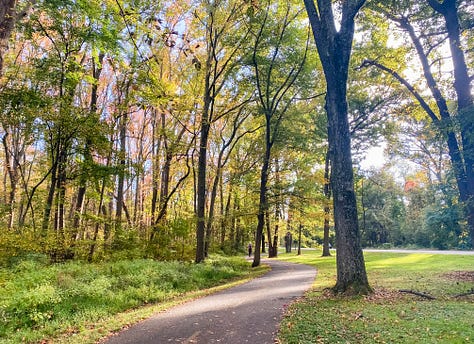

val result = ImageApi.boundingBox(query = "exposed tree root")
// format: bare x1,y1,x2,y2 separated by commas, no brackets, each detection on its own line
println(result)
453,288,474,298
399,289,436,300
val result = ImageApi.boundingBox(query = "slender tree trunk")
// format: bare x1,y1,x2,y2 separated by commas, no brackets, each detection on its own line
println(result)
322,150,331,257
196,42,213,263
116,112,127,230
72,53,104,236
2,133,19,229
56,150,67,234
297,224,302,255
151,109,162,222
88,178,107,262
269,158,281,258
220,179,232,246
265,210,272,255
196,117,210,263
205,161,221,257
42,164,58,231
252,126,271,267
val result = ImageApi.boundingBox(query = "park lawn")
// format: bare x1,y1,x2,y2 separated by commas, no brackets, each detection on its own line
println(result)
278,250,474,344
0,255,268,344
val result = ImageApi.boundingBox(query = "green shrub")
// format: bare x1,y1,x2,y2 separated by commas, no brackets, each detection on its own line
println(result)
0,254,253,343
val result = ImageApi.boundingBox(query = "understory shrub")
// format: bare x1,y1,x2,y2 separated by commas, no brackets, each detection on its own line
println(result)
0,254,252,342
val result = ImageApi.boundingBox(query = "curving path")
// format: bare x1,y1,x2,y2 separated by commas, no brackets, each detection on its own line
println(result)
103,259,316,344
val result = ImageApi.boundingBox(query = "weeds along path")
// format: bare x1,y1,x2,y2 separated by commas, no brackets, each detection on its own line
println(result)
102,259,316,344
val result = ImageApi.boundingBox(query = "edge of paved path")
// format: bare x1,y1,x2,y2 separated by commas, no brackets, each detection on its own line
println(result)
51,262,270,344
101,259,317,344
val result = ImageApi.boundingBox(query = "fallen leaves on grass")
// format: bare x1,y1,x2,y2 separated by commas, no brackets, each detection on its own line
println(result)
364,288,405,304
443,271,474,282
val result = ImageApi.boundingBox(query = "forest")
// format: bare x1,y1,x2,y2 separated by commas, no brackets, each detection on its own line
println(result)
0,0,473,267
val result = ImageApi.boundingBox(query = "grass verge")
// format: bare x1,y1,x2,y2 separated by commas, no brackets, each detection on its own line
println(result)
278,250,474,344
0,255,268,344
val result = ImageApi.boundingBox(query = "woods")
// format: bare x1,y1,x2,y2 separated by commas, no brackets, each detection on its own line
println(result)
0,0,472,294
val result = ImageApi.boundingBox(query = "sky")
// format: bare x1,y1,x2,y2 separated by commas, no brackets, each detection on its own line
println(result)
359,144,386,170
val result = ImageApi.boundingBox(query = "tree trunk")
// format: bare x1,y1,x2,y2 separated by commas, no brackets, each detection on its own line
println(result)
252,126,271,267
195,87,211,263
326,79,370,294
116,111,127,230
304,0,370,294
322,150,331,257
88,178,107,262
2,132,19,229
151,109,162,222
297,224,302,255
0,0,19,75
265,210,272,255
205,155,223,257
42,163,58,231
72,52,104,234
434,0,474,248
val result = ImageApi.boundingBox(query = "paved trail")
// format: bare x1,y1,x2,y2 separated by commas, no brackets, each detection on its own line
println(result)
104,260,316,344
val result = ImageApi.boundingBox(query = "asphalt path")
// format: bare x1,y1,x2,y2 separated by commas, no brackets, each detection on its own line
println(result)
103,259,316,344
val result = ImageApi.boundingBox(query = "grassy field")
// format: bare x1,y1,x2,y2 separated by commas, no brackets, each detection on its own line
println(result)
277,250,474,344
0,255,267,344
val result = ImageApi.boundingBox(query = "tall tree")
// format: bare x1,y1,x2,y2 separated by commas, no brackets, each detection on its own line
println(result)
194,0,252,263
249,0,314,267
365,0,474,248
303,0,371,294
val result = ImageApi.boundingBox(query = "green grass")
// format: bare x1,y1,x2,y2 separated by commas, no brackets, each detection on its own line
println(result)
0,255,268,344
278,250,474,344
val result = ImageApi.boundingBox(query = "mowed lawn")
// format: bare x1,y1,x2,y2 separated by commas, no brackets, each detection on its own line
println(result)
278,250,474,344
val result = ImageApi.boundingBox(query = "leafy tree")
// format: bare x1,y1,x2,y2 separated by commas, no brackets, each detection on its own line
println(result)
357,169,405,247
193,0,253,263
364,0,474,248
249,0,314,266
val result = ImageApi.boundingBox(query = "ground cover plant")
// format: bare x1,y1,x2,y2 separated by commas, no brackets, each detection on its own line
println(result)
278,250,474,344
0,254,265,343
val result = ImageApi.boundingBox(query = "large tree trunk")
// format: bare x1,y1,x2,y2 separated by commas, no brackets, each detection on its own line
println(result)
304,0,370,294
326,79,369,293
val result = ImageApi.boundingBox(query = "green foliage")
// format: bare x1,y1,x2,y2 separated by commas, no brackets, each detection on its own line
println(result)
0,255,253,342
357,170,406,247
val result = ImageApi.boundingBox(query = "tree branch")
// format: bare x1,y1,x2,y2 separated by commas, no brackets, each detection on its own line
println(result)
360,59,440,123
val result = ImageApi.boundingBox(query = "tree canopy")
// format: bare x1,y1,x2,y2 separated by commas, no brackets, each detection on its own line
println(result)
0,0,472,293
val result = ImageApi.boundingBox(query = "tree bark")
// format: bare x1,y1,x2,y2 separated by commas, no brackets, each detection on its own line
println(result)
304,0,370,294
2,132,20,229
195,71,211,263
0,0,20,75
429,0,474,248
116,111,127,230
322,150,332,257
252,130,271,267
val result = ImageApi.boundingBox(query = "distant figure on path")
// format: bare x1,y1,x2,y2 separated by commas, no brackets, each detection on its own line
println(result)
248,243,252,257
